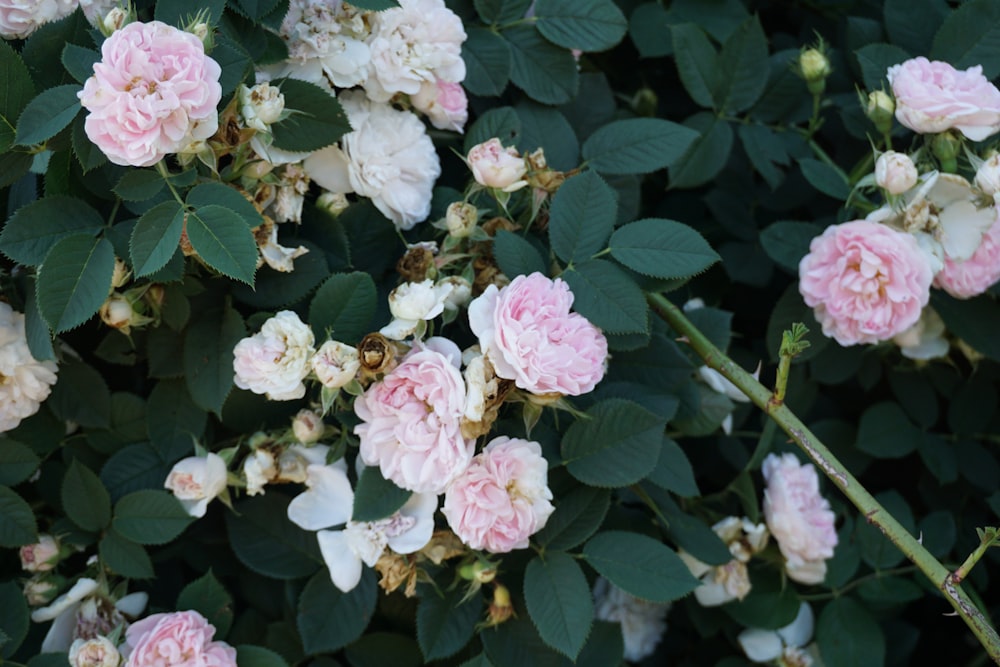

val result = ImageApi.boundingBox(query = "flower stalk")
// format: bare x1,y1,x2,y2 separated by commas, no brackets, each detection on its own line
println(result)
951,527,1000,586
648,292,1000,664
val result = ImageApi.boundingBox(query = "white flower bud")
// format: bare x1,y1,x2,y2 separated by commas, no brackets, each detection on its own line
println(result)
239,83,285,132
69,636,120,667
388,280,453,322
23,576,61,606
466,139,528,192
100,7,129,35
317,191,350,217
292,409,325,444
799,48,830,83
19,535,60,573
874,151,919,195
445,202,478,238
310,341,361,389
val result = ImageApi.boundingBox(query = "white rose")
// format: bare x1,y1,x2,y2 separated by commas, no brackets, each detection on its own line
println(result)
874,151,918,195
0,0,77,39
233,311,316,400
239,83,285,132
243,449,277,496
410,78,468,133
445,202,478,238
304,91,440,229
0,302,58,433
69,636,120,667
592,577,671,662
311,341,360,389
277,0,372,89
164,453,228,518
466,139,528,192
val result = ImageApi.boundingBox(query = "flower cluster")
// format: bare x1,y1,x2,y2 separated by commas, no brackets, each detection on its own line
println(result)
0,302,58,433
799,56,1000,358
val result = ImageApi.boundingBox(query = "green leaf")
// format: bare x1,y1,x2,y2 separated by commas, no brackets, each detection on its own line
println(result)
0,440,40,486
154,0,226,26
1,195,103,266
187,182,264,227
14,84,81,147
47,359,111,428
0,582,29,659
60,43,99,85
854,43,911,92
562,399,664,487
416,586,482,662
297,570,377,655
147,379,208,460
0,40,35,153
233,0,283,20
533,0,627,53
817,597,886,667
36,234,114,332
504,26,579,105
668,113,734,189
184,305,245,415
114,169,165,201
582,118,699,175
236,646,289,667
130,201,185,277
669,23,717,108
270,78,350,153
561,259,648,334
885,0,948,55
481,617,565,667
931,292,1000,361
651,489,731,565
515,102,579,171
352,466,411,522
931,0,1000,79
62,459,112,532
99,527,154,579
27,655,71,667
463,28,512,97
738,123,790,190
524,553,593,659
0,485,37,547
349,0,400,8
629,2,672,58
548,171,616,264
714,15,768,113
583,531,700,603
759,221,823,273
534,486,610,551
0,151,32,188
723,566,802,629
100,443,173,502
800,158,850,200
492,229,548,278
71,114,105,172
113,490,194,545
476,0,532,23
347,633,422,667
464,106,522,155
23,279,55,362
226,494,323,579
856,402,920,459
609,218,720,280
309,272,377,344
177,571,234,638
646,436,699,497
185,205,258,284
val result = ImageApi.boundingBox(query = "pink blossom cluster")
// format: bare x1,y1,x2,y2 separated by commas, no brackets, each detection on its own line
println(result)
351,273,607,553
888,57,1000,141
799,220,933,346
78,21,222,167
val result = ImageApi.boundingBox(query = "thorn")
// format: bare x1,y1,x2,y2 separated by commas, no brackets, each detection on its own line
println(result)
918,531,923,545
675,336,690,344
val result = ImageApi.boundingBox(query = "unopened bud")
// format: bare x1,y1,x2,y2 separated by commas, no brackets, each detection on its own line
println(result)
874,151,918,195
23,575,62,606
239,83,285,132
799,49,831,95
445,202,478,238
486,584,514,626
865,90,895,135
243,160,275,180
100,7,130,36
292,409,325,444
631,87,658,117
111,258,131,290
19,535,60,573
317,191,350,218
100,294,136,333
932,131,962,173
458,560,497,584
190,22,212,47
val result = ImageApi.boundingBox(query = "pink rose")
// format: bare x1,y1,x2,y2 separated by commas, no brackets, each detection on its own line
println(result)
354,337,473,494
468,272,608,396
122,610,235,667
466,139,528,191
442,436,554,553
798,220,933,346
934,213,1000,298
19,534,60,573
887,57,1000,141
78,21,222,167
762,454,838,585
411,79,468,133
874,151,918,195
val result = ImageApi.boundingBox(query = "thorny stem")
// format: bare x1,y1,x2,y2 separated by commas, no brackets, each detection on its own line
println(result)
648,292,1000,665
952,528,1000,586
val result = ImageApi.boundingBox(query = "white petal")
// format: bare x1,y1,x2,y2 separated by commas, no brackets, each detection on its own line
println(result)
379,318,418,340
180,497,210,518
318,530,364,593
287,464,354,530
304,145,354,194
115,592,149,617
737,628,783,663
939,200,996,261
39,604,81,653
31,578,99,622
777,602,815,648
693,579,737,607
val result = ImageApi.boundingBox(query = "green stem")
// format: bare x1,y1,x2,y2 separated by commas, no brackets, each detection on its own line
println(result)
648,292,1000,664
155,160,186,207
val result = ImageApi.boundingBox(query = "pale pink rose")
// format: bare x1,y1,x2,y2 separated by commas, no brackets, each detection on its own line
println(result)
233,311,315,400
122,610,236,667
466,139,528,192
69,636,120,667
934,212,1000,298
411,79,468,133
363,0,466,103
887,57,1000,141
164,453,228,518
354,337,473,494
468,272,608,396
0,0,76,39
874,151,918,195
19,534,60,573
443,437,554,553
78,21,222,167
798,220,933,346
310,340,360,389
762,454,837,585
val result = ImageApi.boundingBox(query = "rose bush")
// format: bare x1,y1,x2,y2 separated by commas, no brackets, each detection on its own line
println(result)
3,1,1000,666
